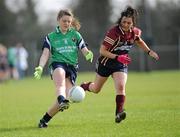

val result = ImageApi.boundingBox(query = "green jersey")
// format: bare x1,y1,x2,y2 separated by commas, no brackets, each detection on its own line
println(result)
45,26,86,66
7,47,17,66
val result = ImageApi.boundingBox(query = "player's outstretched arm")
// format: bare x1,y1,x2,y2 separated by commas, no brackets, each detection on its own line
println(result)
34,48,50,79
135,38,159,60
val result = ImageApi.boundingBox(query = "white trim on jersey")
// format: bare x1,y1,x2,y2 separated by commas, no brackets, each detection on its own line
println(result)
45,36,51,50
104,36,114,45
78,38,85,49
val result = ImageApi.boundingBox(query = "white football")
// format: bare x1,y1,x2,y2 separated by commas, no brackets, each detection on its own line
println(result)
69,86,85,102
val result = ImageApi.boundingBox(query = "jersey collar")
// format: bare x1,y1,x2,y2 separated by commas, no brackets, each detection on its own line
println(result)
55,26,61,33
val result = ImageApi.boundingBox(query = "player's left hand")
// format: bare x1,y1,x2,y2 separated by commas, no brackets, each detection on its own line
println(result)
148,50,159,60
85,50,93,63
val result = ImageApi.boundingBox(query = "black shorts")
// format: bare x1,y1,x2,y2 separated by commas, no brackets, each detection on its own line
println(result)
50,62,78,85
95,61,128,77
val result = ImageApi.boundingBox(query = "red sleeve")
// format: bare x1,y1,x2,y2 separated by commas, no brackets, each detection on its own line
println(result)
102,27,117,48
133,27,142,41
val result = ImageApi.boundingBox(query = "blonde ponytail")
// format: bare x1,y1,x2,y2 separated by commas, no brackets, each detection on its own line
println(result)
71,18,81,31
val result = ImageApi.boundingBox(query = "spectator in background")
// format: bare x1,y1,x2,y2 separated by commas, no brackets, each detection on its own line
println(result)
16,43,28,79
0,43,9,82
7,46,19,79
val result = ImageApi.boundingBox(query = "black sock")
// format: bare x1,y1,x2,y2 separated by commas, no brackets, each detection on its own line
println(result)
42,112,52,123
57,95,65,104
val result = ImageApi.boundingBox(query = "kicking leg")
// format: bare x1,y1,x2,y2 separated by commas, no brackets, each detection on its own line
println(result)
81,73,108,93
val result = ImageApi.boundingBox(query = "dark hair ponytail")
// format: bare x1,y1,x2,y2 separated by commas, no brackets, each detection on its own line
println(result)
117,6,138,26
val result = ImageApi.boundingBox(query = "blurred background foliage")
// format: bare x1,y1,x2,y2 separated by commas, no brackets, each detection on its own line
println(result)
0,0,180,74
1,0,180,46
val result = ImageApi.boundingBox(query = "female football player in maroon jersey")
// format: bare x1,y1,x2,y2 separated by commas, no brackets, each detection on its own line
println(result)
81,6,159,123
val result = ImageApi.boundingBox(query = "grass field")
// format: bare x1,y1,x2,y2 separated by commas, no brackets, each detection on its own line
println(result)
0,71,180,137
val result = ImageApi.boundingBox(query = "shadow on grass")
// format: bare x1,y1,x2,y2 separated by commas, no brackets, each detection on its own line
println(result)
0,124,63,133
0,126,39,133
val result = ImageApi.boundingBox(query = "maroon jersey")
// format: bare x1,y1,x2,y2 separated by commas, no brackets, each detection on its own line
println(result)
98,25,141,67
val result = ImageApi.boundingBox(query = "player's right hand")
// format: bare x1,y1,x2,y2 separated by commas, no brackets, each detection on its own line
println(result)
116,54,131,65
34,66,43,80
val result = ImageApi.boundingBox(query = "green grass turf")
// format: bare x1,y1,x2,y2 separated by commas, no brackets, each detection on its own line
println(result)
0,71,180,137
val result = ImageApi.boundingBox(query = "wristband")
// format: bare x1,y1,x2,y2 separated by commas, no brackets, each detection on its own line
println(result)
147,50,151,55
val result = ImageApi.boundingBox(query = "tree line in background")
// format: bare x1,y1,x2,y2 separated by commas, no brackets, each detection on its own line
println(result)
0,0,180,48
0,0,40,47
0,0,180,75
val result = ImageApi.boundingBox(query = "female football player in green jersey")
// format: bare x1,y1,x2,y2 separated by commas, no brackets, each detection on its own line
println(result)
34,9,93,128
